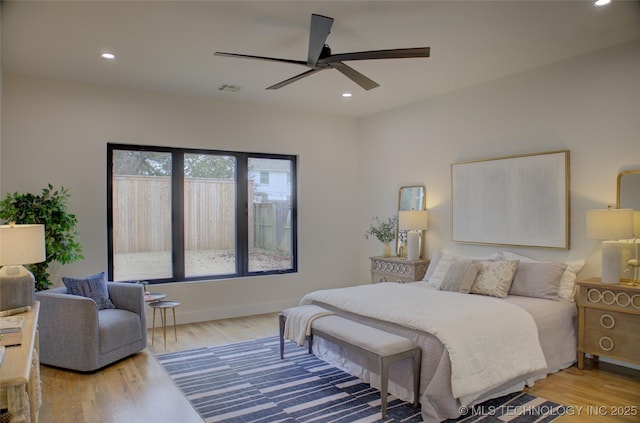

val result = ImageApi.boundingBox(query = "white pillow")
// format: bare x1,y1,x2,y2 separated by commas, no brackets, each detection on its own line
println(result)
498,251,584,302
422,250,442,282
558,259,585,301
424,252,455,289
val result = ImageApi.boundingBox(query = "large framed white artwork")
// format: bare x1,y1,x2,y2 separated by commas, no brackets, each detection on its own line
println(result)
451,150,570,249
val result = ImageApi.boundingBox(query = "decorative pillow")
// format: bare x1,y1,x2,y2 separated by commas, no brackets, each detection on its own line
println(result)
423,252,456,289
471,260,519,298
557,259,585,302
422,250,442,282
439,257,479,294
509,261,567,300
498,251,584,302
62,272,115,310
424,249,498,287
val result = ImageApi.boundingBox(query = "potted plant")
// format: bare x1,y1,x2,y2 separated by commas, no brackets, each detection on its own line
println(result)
0,184,84,290
365,216,398,257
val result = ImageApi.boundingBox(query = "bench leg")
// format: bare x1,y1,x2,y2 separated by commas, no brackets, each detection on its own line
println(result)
280,314,313,358
413,349,421,407
279,314,286,359
380,356,389,419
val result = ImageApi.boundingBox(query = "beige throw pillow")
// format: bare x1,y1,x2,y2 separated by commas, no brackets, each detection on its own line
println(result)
471,260,519,298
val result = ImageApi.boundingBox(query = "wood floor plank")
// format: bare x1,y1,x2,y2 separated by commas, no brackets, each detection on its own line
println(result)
38,312,639,422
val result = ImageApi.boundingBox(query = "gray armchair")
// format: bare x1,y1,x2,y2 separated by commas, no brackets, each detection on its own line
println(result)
35,282,147,372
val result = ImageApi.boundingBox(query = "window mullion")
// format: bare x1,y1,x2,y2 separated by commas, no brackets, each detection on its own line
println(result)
172,152,186,280
236,155,249,275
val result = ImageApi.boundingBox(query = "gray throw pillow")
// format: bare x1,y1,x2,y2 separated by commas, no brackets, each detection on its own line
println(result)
509,261,567,301
439,257,479,294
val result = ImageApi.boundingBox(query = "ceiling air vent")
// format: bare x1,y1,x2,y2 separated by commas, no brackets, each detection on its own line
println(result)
218,84,242,92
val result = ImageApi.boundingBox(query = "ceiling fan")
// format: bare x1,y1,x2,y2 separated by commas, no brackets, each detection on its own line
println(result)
214,14,430,91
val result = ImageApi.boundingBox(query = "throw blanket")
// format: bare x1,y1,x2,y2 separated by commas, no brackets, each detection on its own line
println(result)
283,304,334,346
300,283,548,405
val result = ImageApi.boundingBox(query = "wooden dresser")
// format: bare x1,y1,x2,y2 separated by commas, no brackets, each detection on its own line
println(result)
576,279,640,369
0,301,41,423
370,256,429,283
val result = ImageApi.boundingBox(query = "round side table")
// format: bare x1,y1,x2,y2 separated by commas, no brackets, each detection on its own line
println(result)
144,292,167,303
149,300,180,349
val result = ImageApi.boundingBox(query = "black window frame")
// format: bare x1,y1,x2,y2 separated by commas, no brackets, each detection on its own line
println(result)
107,143,298,284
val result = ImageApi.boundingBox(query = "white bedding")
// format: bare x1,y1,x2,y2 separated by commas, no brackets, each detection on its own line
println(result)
298,282,577,422
300,282,547,405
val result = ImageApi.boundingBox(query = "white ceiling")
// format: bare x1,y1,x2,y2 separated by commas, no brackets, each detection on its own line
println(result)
3,1,640,118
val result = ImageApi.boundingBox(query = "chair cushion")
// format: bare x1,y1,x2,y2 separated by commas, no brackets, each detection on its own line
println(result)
98,309,142,354
62,272,115,310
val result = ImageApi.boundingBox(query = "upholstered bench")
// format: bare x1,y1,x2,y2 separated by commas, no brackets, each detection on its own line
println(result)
279,308,421,419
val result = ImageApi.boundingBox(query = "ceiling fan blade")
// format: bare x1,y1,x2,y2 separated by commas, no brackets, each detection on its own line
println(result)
321,47,430,64
307,14,333,66
330,62,380,91
214,52,307,67
266,68,324,90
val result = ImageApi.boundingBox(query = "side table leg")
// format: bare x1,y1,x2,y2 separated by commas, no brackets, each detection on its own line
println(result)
172,306,177,342
577,352,584,370
161,308,167,350
151,308,157,346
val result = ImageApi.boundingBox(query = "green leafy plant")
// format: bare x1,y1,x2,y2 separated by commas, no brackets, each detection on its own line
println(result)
0,184,84,290
364,216,398,243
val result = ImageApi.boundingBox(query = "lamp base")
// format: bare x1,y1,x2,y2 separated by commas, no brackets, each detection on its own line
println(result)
0,265,36,311
406,231,421,261
601,241,622,284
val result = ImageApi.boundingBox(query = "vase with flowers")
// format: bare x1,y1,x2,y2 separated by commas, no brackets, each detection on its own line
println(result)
365,216,398,257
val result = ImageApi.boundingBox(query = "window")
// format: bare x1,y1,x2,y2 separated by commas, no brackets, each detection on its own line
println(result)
259,171,269,184
108,144,297,283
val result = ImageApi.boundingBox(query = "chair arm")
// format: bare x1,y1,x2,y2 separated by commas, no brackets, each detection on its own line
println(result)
107,282,145,315
35,288,100,369
107,282,147,345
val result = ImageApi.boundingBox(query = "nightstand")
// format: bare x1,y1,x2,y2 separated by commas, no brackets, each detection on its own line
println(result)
370,256,429,283
576,278,640,369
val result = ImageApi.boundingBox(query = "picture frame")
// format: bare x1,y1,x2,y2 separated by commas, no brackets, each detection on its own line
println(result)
451,150,570,249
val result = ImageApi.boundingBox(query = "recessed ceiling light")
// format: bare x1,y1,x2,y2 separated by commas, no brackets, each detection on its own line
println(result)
594,0,611,6
342,92,352,98
101,52,116,60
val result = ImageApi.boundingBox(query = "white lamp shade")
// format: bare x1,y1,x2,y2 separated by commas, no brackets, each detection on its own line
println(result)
0,224,46,266
398,210,428,231
586,208,634,240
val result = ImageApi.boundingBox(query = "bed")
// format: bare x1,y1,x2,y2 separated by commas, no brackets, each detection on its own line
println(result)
298,250,581,422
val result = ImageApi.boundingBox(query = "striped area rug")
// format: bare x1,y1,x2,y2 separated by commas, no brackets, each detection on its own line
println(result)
156,336,566,423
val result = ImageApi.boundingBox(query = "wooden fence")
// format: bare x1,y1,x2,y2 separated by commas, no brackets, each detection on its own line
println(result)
113,175,290,253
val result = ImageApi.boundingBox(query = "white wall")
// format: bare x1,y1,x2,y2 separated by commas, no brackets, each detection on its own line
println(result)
1,74,361,323
0,3,3,190
357,40,640,282
3,39,640,327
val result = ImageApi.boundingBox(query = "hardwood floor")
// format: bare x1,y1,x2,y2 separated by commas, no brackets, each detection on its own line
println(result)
39,313,639,423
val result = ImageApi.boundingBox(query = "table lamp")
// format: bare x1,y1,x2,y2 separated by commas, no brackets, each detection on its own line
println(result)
399,210,428,261
0,222,46,311
586,207,634,284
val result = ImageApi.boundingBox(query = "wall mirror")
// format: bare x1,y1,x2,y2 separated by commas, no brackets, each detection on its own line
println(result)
397,185,426,256
616,169,640,282
617,169,640,210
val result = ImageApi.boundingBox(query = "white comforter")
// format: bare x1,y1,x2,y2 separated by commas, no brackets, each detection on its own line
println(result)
300,283,548,405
